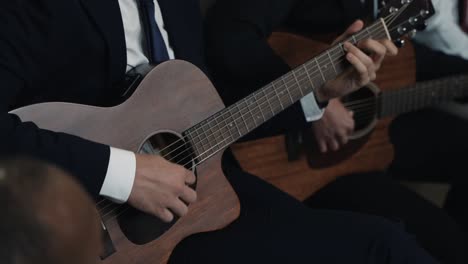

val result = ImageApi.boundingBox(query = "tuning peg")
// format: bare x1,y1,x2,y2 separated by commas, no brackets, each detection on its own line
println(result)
416,21,428,31
395,38,405,48
408,29,417,38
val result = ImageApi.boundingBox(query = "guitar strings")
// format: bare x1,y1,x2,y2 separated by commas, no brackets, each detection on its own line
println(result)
97,8,414,219
348,82,468,119
344,77,468,111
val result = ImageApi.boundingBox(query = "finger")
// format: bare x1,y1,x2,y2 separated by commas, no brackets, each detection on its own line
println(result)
185,171,196,185
334,20,364,43
344,117,354,132
168,199,189,218
349,110,354,117
345,42,374,70
328,140,340,151
158,208,174,223
358,39,386,69
338,133,349,145
318,139,328,153
345,53,369,86
348,120,355,134
380,39,398,56
180,186,197,204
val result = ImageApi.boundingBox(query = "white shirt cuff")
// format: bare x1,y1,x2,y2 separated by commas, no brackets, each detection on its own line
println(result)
99,147,136,203
300,92,325,122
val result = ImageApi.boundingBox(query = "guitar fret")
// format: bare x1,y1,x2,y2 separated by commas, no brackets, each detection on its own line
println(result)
253,92,267,121
213,114,231,146
326,51,337,74
219,112,235,142
262,87,276,116
207,118,219,147
365,27,372,36
283,76,295,103
199,122,215,155
235,103,250,132
272,82,285,109
244,97,258,127
291,71,304,98
304,64,315,93
228,107,243,136
191,125,206,156
315,58,326,82
206,118,220,148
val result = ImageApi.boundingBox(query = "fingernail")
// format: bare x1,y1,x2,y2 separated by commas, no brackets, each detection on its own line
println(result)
343,42,350,51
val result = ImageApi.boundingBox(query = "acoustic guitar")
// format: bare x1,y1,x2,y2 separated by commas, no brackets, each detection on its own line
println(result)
10,0,434,262
306,74,468,168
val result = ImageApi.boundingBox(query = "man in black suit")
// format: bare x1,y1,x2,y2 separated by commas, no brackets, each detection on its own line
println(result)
205,0,468,263
0,0,438,263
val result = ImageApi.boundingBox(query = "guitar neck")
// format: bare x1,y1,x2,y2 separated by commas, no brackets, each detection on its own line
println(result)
184,19,389,164
379,74,468,118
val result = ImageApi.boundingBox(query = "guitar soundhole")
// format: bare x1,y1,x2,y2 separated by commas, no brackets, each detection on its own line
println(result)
342,86,378,132
117,132,197,245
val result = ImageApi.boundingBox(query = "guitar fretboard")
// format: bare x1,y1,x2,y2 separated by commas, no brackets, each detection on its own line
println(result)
184,19,389,164
379,74,468,117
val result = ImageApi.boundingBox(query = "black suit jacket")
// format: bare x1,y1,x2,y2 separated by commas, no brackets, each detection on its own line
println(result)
0,0,206,197
205,0,366,139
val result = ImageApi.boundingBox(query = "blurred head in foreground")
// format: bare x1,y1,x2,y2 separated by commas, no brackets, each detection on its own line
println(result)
0,158,101,264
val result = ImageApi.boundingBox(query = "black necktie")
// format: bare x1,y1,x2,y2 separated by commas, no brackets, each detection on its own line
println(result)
137,0,170,64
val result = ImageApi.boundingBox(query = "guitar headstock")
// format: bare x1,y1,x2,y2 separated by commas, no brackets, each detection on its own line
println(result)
378,0,435,44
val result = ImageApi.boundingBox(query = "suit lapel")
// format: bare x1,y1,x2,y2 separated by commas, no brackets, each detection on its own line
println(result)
158,0,207,71
79,0,126,86
157,0,184,58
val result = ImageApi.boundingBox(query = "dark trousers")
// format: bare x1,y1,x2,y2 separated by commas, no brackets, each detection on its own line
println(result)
168,152,437,264
393,42,468,232
390,108,468,233
305,170,467,264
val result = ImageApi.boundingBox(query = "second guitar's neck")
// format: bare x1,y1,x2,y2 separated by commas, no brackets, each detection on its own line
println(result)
379,74,468,118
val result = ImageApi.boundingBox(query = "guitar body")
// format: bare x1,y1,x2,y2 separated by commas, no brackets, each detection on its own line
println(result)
11,60,240,263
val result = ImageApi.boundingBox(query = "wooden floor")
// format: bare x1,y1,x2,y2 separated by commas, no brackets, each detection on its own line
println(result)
230,33,416,201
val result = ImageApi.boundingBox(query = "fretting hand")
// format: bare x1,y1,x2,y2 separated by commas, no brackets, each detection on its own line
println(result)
314,20,398,103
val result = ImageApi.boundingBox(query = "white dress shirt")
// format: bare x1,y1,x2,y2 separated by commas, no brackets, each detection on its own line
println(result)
100,0,323,203
414,0,468,60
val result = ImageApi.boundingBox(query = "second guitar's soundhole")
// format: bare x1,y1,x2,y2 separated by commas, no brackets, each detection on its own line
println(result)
118,132,197,245
306,84,379,168
343,85,378,134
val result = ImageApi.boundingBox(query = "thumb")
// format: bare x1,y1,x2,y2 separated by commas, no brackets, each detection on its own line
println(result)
333,20,364,44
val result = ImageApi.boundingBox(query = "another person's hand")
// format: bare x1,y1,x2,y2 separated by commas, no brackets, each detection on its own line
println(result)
128,154,197,222
314,20,398,103
312,99,354,153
